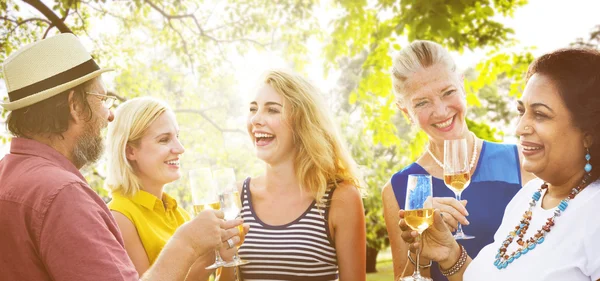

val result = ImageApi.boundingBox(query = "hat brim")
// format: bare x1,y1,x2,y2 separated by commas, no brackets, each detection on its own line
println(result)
1,68,114,111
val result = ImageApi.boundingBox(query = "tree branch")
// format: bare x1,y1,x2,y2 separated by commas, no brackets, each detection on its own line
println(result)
22,0,73,33
42,25,55,38
166,21,195,70
0,16,51,25
143,0,269,49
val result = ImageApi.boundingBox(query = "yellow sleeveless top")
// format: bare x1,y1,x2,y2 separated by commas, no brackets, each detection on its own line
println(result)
108,190,191,265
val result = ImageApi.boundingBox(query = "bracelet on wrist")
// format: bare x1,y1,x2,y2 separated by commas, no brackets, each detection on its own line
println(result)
407,250,432,269
440,244,467,277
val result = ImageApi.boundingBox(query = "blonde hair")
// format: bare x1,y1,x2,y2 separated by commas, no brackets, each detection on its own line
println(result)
263,69,361,202
105,97,171,197
391,40,456,103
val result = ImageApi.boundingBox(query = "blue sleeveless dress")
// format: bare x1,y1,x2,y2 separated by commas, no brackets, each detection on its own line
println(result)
391,141,522,281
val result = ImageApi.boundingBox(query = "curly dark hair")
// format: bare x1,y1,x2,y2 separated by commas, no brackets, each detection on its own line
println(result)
6,78,97,139
526,48,600,182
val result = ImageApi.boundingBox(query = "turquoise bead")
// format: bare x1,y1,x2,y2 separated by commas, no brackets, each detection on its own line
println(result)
559,201,568,211
537,237,545,244
508,257,514,263
586,154,591,161
533,191,541,201
528,243,536,250
515,251,522,259
522,247,529,254
585,163,592,173
494,259,501,266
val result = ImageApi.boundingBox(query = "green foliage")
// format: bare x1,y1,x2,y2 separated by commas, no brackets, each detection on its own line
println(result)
467,118,501,142
466,48,535,99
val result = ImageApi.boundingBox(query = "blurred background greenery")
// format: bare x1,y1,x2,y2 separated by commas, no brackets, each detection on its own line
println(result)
2,0,599,274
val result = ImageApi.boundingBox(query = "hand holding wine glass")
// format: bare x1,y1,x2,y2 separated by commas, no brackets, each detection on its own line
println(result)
398,208,458,265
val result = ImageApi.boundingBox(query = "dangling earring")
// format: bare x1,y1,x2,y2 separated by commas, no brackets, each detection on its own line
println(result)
585,147,592,173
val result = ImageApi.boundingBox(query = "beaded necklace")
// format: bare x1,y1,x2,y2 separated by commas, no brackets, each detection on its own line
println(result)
493,173,591,270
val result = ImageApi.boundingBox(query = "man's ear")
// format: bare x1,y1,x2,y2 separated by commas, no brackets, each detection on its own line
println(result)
68,90,84,124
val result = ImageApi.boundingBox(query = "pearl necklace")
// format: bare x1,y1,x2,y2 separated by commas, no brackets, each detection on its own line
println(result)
426,133,478,172
493,174,591,269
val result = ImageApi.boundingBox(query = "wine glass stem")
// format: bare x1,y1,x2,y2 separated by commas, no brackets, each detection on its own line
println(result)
455,192,464,235
414,233,422,277
215,250,224,263
235,266,241,281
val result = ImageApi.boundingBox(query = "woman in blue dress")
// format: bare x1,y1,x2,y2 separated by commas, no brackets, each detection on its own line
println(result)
381,40,535,281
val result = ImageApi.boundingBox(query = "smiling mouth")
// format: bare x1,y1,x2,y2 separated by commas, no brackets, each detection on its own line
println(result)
254,132,275,146
165,160,180,166
432,116,454,129
522,145,543,151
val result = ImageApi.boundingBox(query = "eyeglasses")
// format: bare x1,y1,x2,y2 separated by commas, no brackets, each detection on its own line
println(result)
86,92,117,108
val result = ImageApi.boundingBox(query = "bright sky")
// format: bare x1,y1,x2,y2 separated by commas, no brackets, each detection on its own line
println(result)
2,0,600,157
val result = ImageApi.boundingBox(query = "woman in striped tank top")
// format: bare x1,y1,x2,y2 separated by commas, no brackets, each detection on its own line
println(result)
225,69,366,281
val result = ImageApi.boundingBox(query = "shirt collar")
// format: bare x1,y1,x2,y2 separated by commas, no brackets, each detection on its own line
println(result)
131,190,178,211
9,137,86,182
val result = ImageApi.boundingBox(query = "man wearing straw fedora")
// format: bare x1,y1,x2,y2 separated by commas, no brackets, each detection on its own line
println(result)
0,33,242,281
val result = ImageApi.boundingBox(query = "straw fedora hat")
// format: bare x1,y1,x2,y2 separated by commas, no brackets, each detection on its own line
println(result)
1,33,113,111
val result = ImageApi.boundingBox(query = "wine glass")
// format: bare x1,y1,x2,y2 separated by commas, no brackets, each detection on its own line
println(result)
402,174,434,281
443,139,475,240
213,168,250,267
189,168,228,269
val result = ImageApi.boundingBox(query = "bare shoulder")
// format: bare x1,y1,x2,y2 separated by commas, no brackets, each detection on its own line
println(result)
110,211,136,235
382,181,394,200
330,181,362,205
382,181,400,213
329,182,364,222
329,182,364,231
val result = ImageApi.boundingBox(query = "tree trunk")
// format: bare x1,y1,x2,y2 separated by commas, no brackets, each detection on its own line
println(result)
366,246,379,273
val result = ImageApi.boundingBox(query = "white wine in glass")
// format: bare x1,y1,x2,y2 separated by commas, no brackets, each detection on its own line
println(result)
213,168,250,267
401,174,433,281
193,202,221,215
189,167,228,269
443,139,475,240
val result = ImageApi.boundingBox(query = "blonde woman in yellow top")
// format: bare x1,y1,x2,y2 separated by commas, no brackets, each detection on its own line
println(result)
105,97,239,280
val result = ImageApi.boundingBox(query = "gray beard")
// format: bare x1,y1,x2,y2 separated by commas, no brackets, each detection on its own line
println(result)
73,118,105,168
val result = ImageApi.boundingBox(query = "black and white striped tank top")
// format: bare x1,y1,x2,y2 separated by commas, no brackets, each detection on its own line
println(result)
238,177,339,281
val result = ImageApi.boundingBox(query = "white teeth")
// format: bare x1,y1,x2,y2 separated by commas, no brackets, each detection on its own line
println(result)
165,161,179,165
254,133,274,138
523,146,543,151
433,117,453,128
